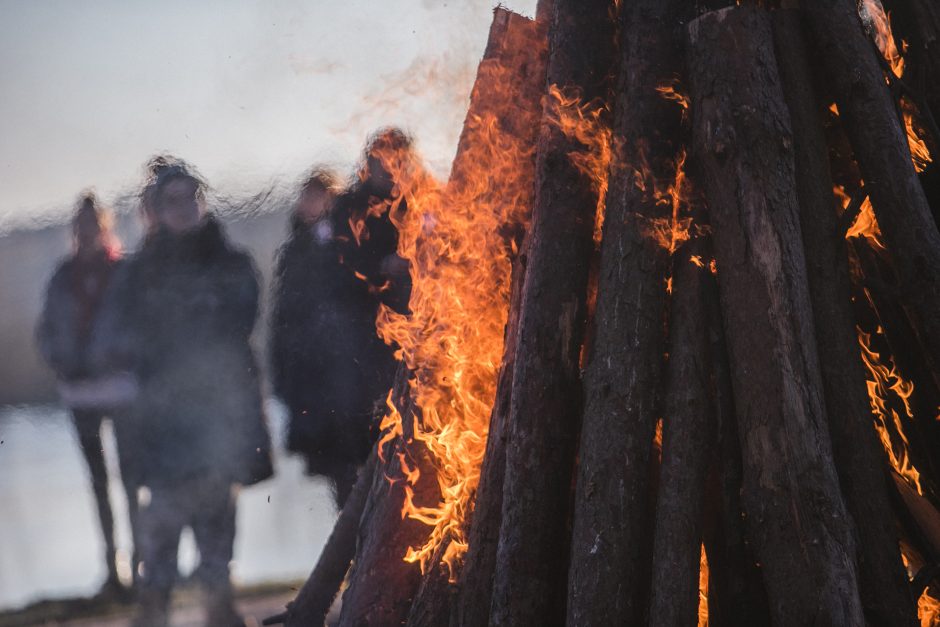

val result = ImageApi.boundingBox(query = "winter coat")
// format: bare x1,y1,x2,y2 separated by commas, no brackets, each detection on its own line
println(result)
37,250,121,381
270,215,397,476
91,216,273,488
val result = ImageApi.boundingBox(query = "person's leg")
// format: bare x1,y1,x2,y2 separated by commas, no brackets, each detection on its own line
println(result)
134,485,184,627
72,409,119,589
114,415,142,590
190,478,242,627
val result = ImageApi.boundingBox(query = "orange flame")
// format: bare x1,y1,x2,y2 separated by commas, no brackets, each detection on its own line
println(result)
834,183,884,250
545,84,613,243
858,0,932,172
371,78,613,576
920,590,940,627
698,543,709,627
857,326,923,495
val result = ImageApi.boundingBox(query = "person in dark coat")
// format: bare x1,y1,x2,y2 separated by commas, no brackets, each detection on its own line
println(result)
270,167,389,508
92,161,273,627
36,192,133,598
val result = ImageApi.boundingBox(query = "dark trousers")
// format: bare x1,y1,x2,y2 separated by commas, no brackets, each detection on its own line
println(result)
72,409,139,585
137,475,238,595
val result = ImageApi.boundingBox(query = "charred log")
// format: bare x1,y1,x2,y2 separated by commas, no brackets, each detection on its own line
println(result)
802,0,940,385
488,0,616,624
268,451,378,627
687,6,864,624
648,236,713,627
336,368,441,627
700,269,771,627
773,10,917,625
565,0,686,623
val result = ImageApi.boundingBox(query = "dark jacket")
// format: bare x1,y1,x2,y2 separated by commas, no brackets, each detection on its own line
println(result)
92,216,273,487
270,214,397,475
37,250,121,381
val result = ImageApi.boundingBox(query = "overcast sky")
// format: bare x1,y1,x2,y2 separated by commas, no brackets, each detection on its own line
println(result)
0,0,537,228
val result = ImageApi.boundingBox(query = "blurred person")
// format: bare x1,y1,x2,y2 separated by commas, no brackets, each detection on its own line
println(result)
36,191,135,599
91,160,273,627
269,167,383,508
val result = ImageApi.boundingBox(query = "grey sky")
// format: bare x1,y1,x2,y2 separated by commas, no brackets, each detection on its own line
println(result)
0,0,537,227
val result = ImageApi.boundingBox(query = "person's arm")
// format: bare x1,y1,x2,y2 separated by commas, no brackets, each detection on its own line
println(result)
35,265,73,376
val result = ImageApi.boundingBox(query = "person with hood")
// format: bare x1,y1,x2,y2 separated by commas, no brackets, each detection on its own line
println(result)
91,159,273,627
36,192,133,598
270,162,398,509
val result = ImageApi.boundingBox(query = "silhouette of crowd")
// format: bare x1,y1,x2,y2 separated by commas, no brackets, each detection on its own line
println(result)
36,130,411,627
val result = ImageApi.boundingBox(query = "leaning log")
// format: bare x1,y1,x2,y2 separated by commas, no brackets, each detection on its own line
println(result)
687,6,864,624
700,266,771,626
488,1,616,625
400,9,550,626
273,451,377,627
802,0,940,384
336,368,441,627
566,0,686,623
648,236,713,627
773,10,917,625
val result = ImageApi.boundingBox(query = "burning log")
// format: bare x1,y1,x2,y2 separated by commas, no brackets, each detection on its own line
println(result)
488,0,616,624
773,9,918,625
453,251,529,627
565,0,687,622
335,368,441,627
647,235,713,627
700,269,771,625
395,9,549,626
687,6,864,623
802,0,940,385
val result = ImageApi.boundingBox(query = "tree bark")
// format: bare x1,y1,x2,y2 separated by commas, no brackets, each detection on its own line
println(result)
687,6,864,624
802,0,940,384
275,451,377,627
773,10,918,626
489,1,616,625
406,10,550,626
453,252,527,627
648,237,713,627
700,269,771,627
566,1,686,623
337,369,441,627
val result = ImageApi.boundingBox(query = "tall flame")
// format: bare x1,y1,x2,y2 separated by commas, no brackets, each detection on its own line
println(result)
859,0,932,172
857,326,923,495
370,63,612,574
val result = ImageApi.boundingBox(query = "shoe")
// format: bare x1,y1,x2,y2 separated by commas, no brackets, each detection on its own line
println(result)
132,588,170,627
204,588,245,627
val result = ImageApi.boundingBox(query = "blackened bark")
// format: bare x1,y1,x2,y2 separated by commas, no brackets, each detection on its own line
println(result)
278,451,377,627
701,270,771,627
773,10,917,626
566,1,685,623
687,7,864,624
404,10,550,627
802,0,940,384
648,238,713,627
337,369,441,627
489,1,616,624
453,252,527,627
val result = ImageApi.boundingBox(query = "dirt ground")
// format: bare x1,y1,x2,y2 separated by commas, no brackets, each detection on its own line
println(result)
0,581,306,627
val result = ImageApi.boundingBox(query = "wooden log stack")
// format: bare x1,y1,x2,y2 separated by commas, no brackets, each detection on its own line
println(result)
267,0,940,625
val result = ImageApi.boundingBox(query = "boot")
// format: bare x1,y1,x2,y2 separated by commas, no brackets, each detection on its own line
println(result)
204,586,245,627
132,587,170,627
